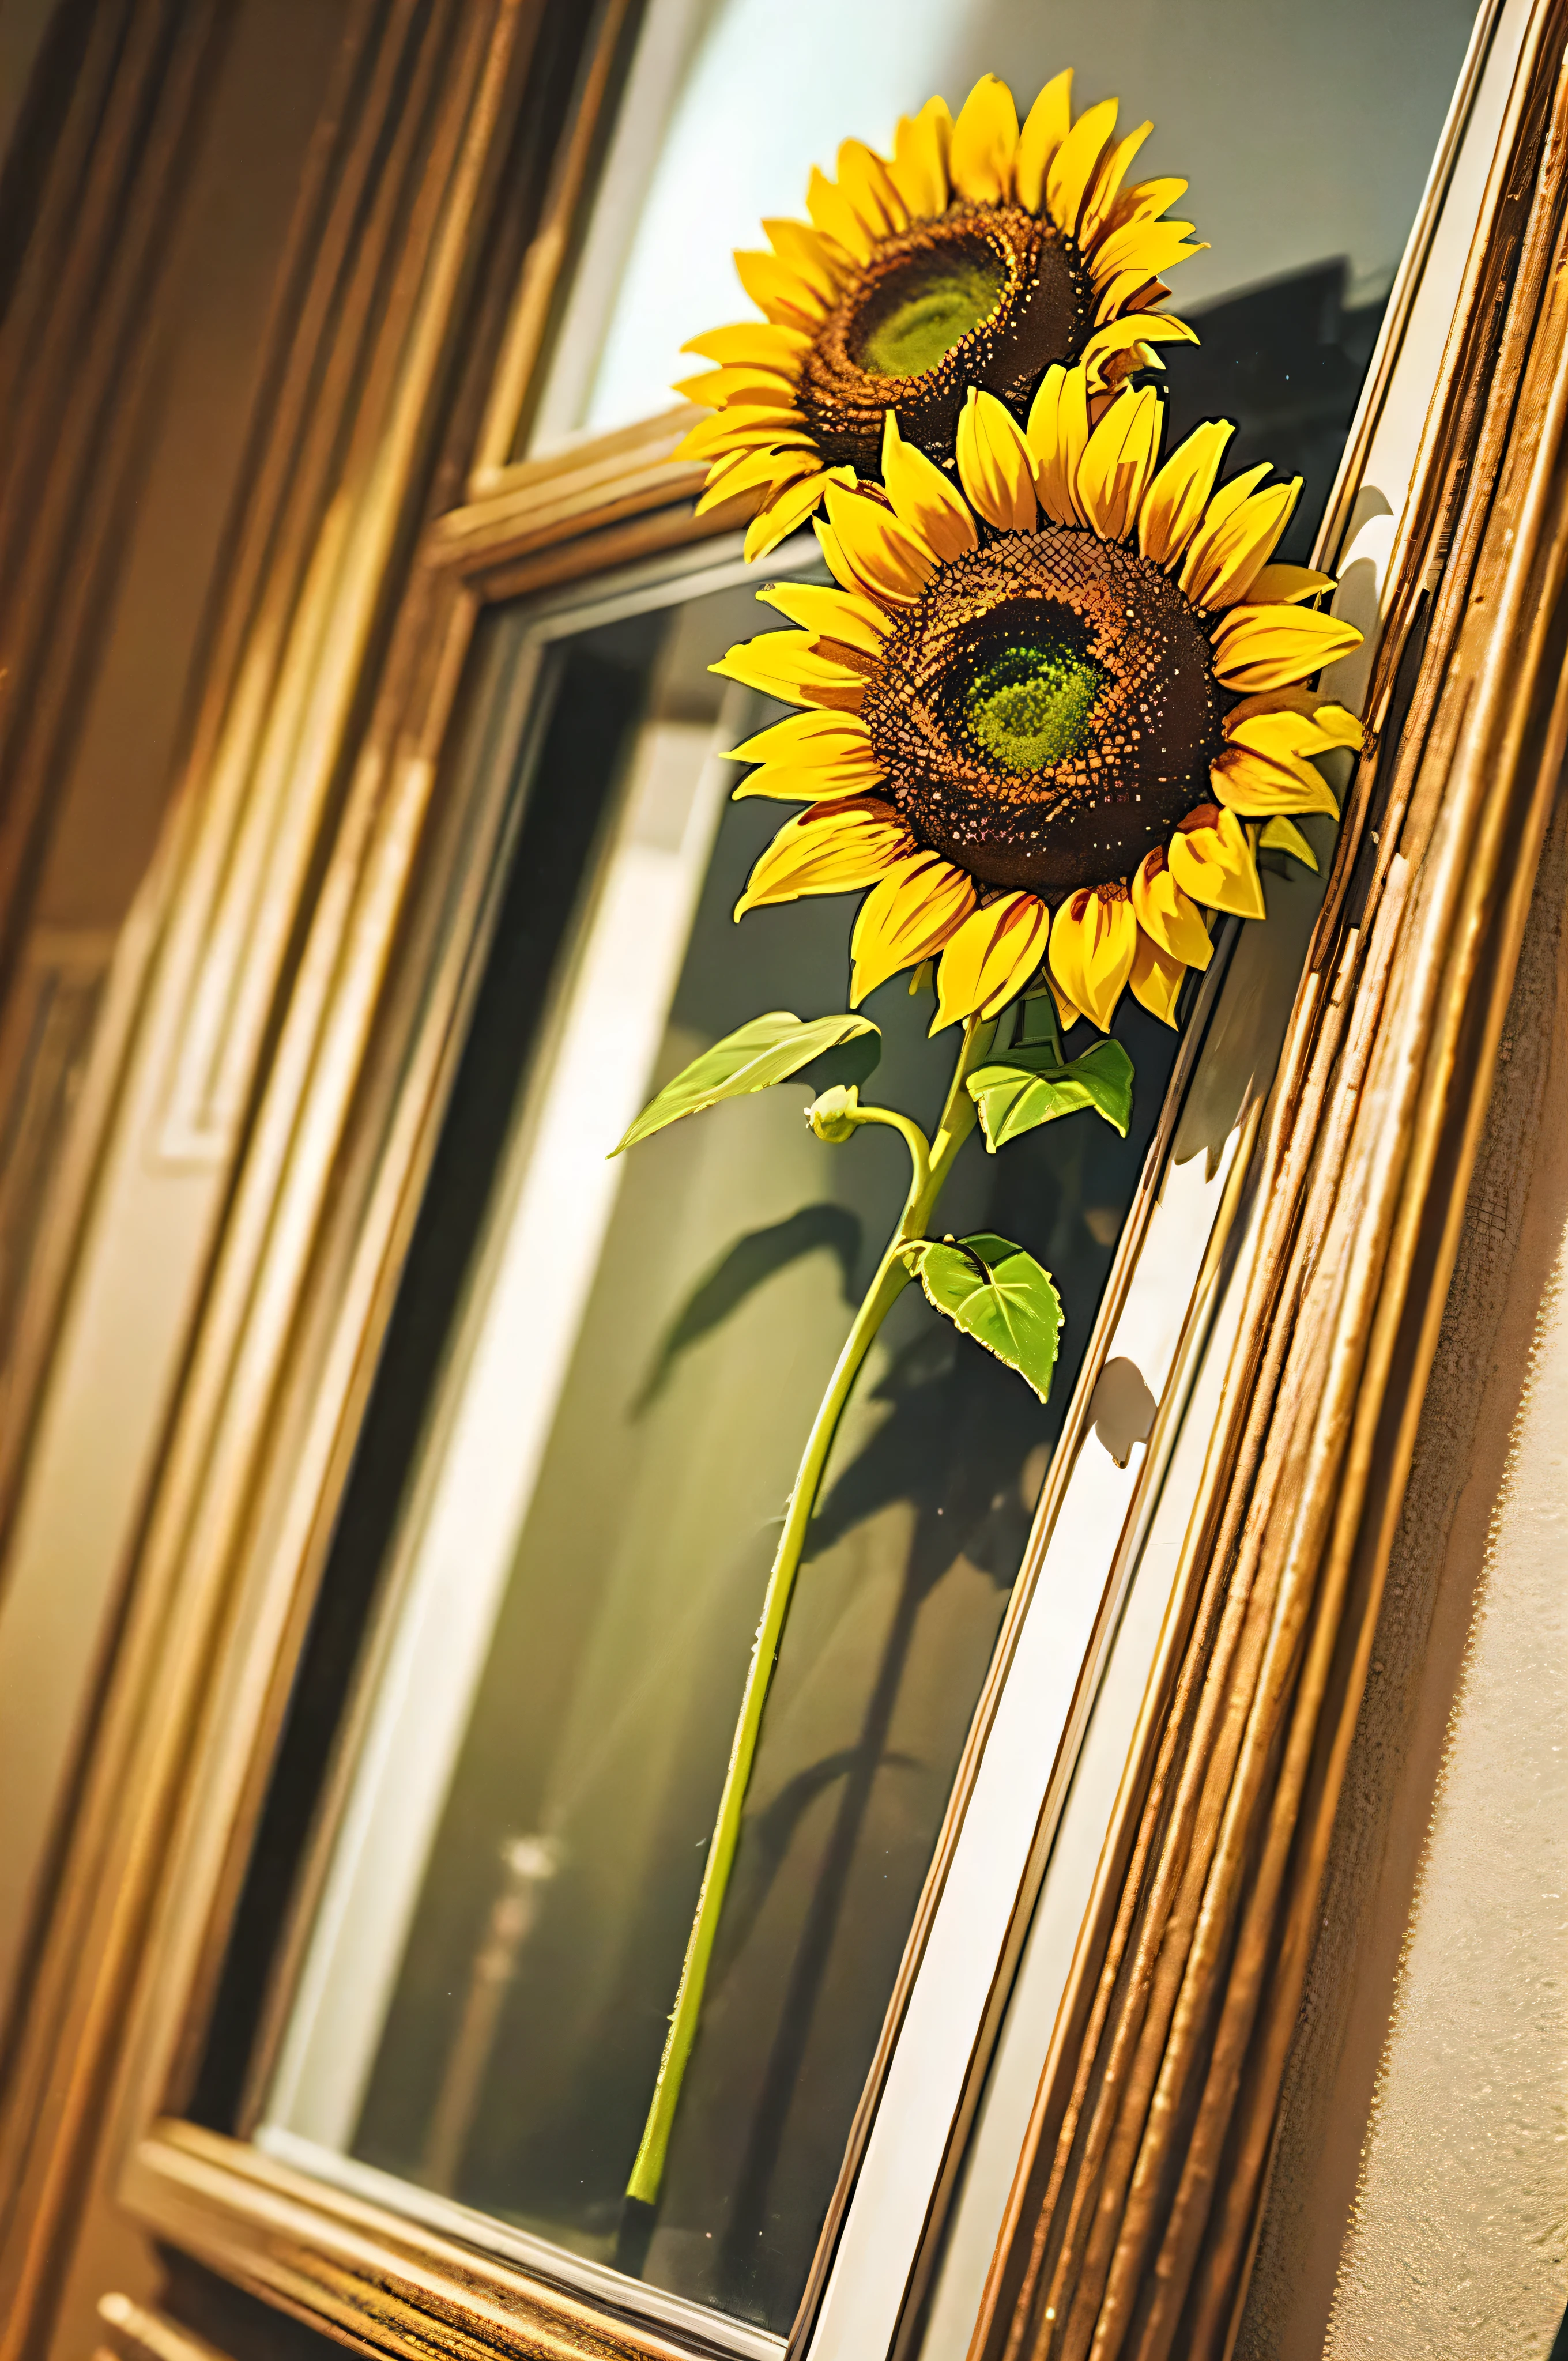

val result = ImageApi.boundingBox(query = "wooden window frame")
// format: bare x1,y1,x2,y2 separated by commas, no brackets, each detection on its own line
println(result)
5,4,1567,2360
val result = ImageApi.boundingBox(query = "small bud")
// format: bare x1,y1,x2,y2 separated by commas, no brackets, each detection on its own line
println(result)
807,1084,860,1144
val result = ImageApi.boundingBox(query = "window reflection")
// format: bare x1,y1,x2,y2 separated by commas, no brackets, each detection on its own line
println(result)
259,567,1177,2333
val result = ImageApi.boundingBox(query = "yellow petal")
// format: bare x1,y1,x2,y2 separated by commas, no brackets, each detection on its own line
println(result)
762,216,845,301
695,446,815,518
851,854,977,1003
1182,474,1299,604
1129,930,1188,1025
838,138,908,239
1075,384,1161,541
1211,743,1339,820
889,95,952,219
756,580,892,654
683,391,804,436
950,74,1020,205
1089,219,1207,292
1046,96,1118,238
881,409,980,561
1223,689,1367,751
1226,708,1352,767
681,322,813,368
1184,480,1302,608
815,517,861,598
1049,882,1137,1031
1211,603,1365,692
1310,701,1367,750
1027,361,1092,525
726,707,879,771
933,893,1051,1029
1210,744,1340,820
706,389,813,424
741,469,834,559
1014,70,1072,213
1167,806,1266,921
734,762,881,802
806,164,875,265
711,629,868,711
692,446,774,501
956,387,1038,531
824,480,938,606
1094,266,1173,328
1186,461,1272,537
734,248,828,329
1079,120,1152,249
1100,176,1189,242
1102,342,1165,395
736,798,913,917
702,467,799,530
1130,847,1212,966
672,367,726,408
1045,972,1087,1035
1246,563,1336,604
1079,312,1198,391
1224,710,1343,765
1136,418,1234,567
672,364,798,408
675,410,811,462
733,763,880,803
1259,816,1320,871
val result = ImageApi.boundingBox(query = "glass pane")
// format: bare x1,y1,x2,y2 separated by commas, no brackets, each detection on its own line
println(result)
525,0,1480,476
258,554,1180,2336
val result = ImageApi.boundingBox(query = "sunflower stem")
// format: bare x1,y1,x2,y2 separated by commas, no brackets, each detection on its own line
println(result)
624,1012,997,2207
843,1102,931,1198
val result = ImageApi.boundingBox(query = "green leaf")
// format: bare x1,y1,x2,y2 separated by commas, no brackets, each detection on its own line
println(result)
613,1010,880,1155
803,1023,882,1094
900,1231,1063,1404
966,1038,1133,1151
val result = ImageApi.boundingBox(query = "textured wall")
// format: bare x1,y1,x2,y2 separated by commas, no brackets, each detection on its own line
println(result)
1239,791,1568,2357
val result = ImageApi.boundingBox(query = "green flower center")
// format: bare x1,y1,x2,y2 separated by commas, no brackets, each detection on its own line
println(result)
857,253,1008,378
960,641,1105,772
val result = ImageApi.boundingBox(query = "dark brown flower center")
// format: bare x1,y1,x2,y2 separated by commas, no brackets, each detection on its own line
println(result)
861,526,1220,892
801,205,1088,473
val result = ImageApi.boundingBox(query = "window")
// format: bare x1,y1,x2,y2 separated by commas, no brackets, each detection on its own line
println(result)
255,550,1188,2339
24,7,1554,2361
224,3,1493,2348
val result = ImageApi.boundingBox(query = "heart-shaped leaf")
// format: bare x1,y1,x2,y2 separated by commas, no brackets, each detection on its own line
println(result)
967,1038,1133,1152
900,1231,1062,1403
613,1011,880,1154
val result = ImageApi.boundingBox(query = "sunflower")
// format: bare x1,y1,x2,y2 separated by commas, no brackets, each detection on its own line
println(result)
713,367,1367,1034
676,73,1206,563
